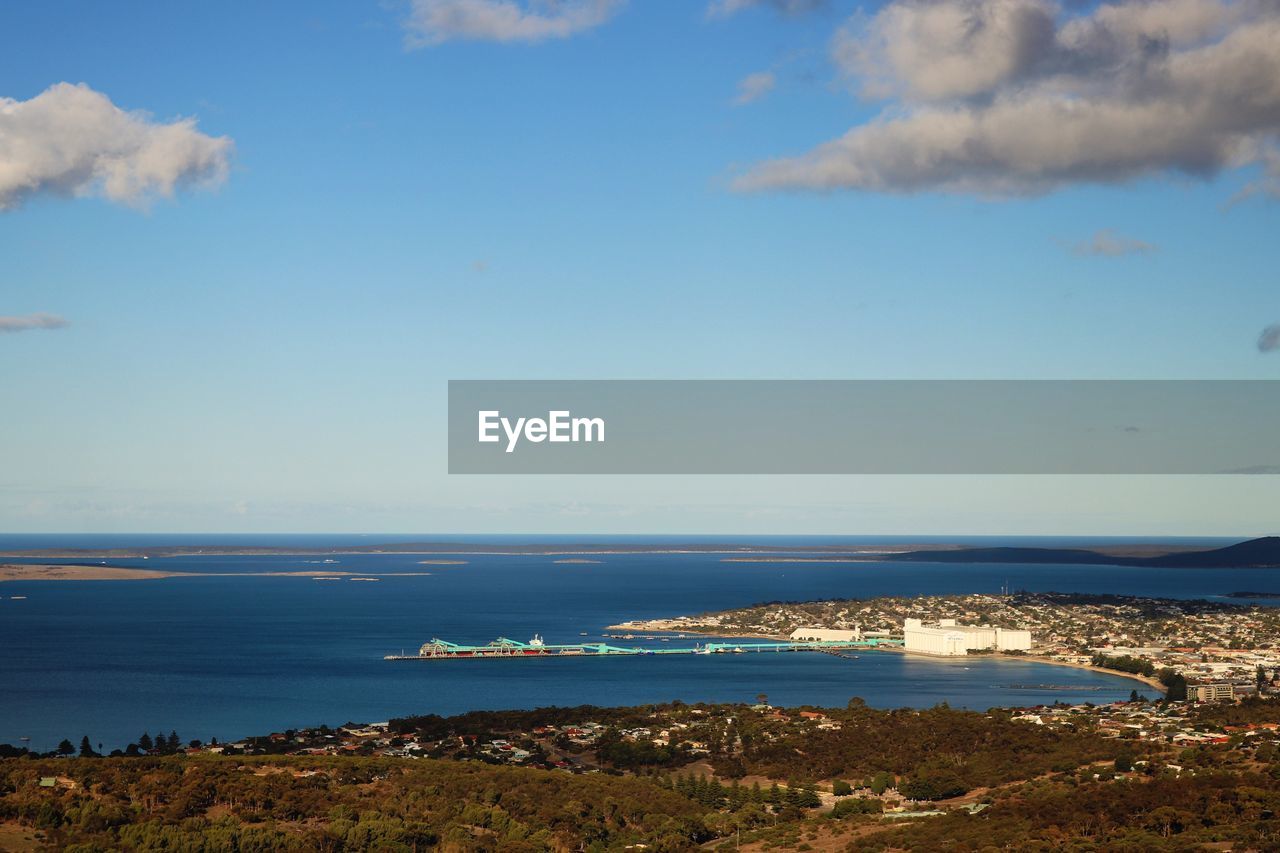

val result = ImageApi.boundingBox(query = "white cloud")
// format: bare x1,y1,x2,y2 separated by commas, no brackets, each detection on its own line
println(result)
0,313,68,334
737,0,1280,197
404,0,623,45
1071,229,1156,256
0,83,232,211
709,0,826,18
734,71,777,105
834,0,1058,101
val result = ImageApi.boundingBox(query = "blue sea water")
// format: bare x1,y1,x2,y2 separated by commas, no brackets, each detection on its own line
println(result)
0,534,1268,752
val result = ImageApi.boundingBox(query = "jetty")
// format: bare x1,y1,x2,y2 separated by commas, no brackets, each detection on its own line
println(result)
384,635,900,661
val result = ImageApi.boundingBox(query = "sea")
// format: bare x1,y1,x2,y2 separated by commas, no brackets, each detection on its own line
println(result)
2,534,1273,752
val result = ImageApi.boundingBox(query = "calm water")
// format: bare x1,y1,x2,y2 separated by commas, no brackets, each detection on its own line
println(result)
1,534,1268,751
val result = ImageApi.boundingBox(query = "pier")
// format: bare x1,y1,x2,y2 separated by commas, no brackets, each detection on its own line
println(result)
384,635,901,660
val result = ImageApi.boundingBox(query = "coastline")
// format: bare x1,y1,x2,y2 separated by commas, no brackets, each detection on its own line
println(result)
1001,654,1168,694
603,622,1166,693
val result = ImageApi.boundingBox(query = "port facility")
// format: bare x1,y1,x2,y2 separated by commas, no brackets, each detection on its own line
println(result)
385,634,902,660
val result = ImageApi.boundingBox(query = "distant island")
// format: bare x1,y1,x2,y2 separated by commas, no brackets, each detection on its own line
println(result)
881,536,1280,569
724,537,1280,569
0,565,434,583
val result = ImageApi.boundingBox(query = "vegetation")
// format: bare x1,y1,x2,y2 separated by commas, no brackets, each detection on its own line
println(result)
1091,653,1156,677
706,700,1127,798
11,698,1280,850
866,770,1280,851
0,755,710,851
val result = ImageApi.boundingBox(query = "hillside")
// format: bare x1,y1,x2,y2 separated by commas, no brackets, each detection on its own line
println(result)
886,536,1280,568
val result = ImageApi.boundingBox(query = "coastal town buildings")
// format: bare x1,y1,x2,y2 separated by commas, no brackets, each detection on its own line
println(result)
1194,683,1236,702
610,591,1280,704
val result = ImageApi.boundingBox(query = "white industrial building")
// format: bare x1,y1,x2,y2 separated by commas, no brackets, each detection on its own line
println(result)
904,621,968,656
995,627,1033,652
903,618,1033,656
790,627,862,642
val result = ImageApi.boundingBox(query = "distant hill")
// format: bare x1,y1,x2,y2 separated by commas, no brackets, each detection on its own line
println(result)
886,537,1280,569
1141,536,1280,568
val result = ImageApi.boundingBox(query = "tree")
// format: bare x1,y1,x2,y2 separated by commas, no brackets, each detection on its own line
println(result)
756,693,768,706
1159,670,1188,702
1144,806,1189,838
138,732,153,752
79,736,95,757
168,730,181,752
832,797,883,818
57,738,74,756
832,779,853,797
1115,752,1134,773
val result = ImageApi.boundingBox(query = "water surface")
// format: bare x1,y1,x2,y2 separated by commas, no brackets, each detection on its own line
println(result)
2,535,1264,751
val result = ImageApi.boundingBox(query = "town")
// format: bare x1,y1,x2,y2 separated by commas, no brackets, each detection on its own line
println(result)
611,591,1280,703
50,692,1276,785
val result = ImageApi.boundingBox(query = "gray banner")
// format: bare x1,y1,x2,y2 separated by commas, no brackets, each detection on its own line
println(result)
447,380,1280,474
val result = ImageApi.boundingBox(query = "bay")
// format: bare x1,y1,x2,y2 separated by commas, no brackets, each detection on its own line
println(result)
1,535,1264,752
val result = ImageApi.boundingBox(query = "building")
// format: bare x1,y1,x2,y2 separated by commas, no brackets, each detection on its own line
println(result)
995,628,1033,652
790,627,862,642
1193,683,1235,702
954,624,997,649
903,619,1033,656
904,621,968,656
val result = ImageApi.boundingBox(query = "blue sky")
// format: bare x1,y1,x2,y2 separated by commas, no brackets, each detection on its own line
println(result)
1,0,1278,534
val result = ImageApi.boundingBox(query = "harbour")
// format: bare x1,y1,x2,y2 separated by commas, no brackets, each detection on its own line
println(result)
385,634,900,660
